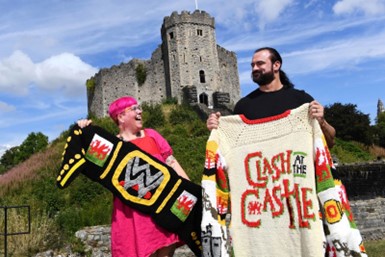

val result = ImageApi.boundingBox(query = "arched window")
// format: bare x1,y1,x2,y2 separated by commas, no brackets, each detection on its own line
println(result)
199,92,208,106
199,70,206,83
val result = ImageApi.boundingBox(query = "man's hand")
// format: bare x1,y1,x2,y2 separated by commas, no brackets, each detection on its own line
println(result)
207,112,221,131
309,101,336,148
309,100,325,124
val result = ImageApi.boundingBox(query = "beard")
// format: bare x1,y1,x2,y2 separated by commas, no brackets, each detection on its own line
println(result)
252,69,275,86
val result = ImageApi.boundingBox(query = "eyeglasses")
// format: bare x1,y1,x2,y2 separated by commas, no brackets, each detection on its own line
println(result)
124,105,142,113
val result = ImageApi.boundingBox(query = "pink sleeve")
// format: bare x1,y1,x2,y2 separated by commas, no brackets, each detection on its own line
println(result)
144,128,173,160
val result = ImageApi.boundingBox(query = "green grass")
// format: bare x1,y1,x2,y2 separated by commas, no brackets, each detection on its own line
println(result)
330,138,376,163
365,239,385,257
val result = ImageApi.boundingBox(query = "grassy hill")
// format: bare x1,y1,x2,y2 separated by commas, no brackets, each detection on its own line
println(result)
0,103,384,256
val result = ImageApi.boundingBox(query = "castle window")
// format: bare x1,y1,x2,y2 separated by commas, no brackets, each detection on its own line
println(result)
197,29,202,36
199,92,208,106
169,32,174,39
199,70,206,83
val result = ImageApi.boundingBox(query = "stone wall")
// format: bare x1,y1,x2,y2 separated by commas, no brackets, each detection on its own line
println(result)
334,161,385,200
350,198,385,241
334,161,385,241
35,226,195,257
87,57,166,118
216,45,240,109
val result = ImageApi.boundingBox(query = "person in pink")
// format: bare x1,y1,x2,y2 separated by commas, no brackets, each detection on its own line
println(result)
78,96,189,257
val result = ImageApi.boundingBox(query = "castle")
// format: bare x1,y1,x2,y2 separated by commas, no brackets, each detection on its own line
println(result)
86,10,241,118
378,99,385,120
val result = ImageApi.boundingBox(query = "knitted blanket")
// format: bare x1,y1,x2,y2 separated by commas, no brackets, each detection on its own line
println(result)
201,103,367,257
57,124,202,256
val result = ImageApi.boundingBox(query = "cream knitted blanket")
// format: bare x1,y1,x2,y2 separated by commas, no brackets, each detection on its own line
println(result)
201,103,367,257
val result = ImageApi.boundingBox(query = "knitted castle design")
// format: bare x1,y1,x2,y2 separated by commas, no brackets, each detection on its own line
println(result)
86,10,241,118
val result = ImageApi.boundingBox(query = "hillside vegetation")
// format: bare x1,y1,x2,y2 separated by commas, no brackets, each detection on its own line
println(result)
0,103,383,256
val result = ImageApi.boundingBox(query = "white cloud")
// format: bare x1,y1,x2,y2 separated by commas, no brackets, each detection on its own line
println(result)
0,51,98,97
0,101,15,113
0,51,35,95
255,0,294,29
284,31,385,75
35,53,98,95
333,0,385,16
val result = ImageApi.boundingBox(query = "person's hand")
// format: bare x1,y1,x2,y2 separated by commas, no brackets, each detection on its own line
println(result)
207,112,221,131
309,101,325,124
309,100,336,148
77,119,92,128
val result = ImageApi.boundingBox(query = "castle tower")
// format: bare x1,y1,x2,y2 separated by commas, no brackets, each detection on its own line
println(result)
378,99,385,120
86,10,240,118
161,10,240,108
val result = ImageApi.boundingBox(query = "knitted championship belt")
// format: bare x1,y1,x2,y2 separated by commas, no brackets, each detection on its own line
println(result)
57,124,202,256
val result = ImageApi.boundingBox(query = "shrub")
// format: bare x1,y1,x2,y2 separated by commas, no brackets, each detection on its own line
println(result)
142,103,166,129
135,63,147,86
0,210,61,256
169,104,200,125
330,138,374,163
87,115,118,135
86,77,96,95
163,97,178,105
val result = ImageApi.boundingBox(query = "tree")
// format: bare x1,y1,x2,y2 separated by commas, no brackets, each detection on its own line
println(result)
0,132,49,173
324,103,372,145
16,132,49,163
0,146,20,173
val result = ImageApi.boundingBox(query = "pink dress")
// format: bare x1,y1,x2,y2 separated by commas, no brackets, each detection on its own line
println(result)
110,129,183,257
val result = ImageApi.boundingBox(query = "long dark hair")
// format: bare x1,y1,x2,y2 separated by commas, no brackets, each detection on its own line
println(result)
254,47,295,88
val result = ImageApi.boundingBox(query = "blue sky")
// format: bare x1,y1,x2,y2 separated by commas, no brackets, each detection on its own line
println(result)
1,0,385,157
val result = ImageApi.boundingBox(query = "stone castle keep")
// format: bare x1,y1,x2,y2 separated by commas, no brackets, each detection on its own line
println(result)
87,10,240,118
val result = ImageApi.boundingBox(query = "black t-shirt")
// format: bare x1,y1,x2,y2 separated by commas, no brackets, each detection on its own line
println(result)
234,86,314,120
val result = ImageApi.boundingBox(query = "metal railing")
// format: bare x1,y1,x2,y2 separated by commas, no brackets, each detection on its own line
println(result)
0,205,31,257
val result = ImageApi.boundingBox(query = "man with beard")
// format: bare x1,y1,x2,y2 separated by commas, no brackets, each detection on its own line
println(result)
200,48,368,257
207,47,336,147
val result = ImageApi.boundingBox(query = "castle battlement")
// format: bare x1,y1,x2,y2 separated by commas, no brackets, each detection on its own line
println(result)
162,10,215,32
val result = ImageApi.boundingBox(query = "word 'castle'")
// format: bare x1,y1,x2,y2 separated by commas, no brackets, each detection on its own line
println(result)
87,10,241,117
